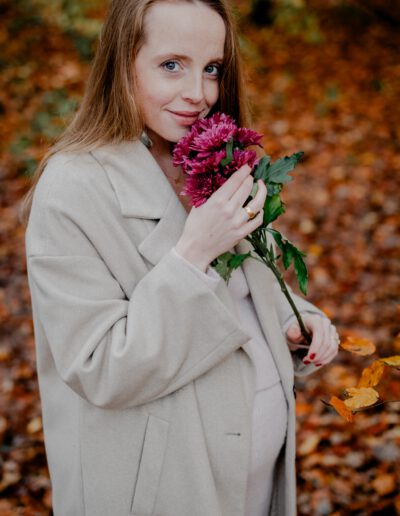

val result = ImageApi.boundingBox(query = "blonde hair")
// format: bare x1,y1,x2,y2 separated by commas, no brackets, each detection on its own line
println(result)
19,0,250,225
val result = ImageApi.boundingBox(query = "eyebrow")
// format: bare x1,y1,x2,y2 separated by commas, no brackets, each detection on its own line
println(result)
156,53,224,63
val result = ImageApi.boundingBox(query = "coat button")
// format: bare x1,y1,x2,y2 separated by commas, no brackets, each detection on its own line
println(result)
293,385,297,399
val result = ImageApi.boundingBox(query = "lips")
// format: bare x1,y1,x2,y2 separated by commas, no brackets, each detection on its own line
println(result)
168,110,202,126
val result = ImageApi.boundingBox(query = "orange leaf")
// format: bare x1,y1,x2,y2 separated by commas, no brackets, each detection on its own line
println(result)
329,395,354,422
358,360,385,388
379,355,400,368
340,336,376,356
344,387,379,410
372,473,396,496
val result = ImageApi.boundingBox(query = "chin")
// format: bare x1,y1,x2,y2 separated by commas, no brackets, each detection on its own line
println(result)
166,127,191,143
147,124,192,148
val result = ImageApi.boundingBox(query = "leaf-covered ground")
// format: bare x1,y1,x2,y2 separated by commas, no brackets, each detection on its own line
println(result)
0,1,399,514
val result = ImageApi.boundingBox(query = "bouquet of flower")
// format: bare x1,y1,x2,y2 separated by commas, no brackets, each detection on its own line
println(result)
173,112,312,346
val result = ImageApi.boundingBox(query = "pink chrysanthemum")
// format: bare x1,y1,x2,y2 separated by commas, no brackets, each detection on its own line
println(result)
172,112,263,206
181,172,227,207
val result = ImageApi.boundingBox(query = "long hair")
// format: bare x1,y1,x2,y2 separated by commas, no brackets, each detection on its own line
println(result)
19,0,250,225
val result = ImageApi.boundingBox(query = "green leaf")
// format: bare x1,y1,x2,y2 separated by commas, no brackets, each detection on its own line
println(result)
268,228,284,250
282,242,295,269
229,252,251,268
263,194,285,225
211,252,233,281
220,137,234,167
253,155,271,180
294,251,308,295
267,228,308,294
265,152,304,184
266,183,283,197
211,251,250,282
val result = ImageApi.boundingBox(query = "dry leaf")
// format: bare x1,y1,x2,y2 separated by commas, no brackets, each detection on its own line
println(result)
393,331,400,352
358,360,385,388
298,433,321,456
379,355,400,368
372,473,396,496
27,416,42,434
340,336,376,356
344,387,379,410
329,396,354,422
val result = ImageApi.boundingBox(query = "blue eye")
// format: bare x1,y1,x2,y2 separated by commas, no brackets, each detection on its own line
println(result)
162,61,179,72
205,64,220,77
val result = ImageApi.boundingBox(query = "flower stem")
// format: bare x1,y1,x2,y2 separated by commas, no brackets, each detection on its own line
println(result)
245,233,312,346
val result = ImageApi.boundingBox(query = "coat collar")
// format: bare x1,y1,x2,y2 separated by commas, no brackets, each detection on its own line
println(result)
92,139,173,219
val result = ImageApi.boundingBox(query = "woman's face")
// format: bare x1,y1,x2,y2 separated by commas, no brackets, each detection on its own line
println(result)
134,0,226,151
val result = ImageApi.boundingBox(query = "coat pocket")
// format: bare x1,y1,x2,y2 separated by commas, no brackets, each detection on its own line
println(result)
130,414,169,515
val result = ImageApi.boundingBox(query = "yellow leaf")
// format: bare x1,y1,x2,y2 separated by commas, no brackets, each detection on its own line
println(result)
340,336,376,356
329,395,354,422
358,360,385,388
344,387,379,410
379,355,400,368
298,433,320,456
27,417,42,434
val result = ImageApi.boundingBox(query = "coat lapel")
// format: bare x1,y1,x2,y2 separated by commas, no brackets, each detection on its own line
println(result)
93,139,188,267
235,239,294,399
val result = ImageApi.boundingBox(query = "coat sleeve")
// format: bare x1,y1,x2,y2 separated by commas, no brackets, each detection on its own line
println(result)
26,167,250,410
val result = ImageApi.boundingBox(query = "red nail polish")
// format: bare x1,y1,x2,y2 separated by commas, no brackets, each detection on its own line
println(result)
303,359,311,364
310,353,316,360
316,363,322,366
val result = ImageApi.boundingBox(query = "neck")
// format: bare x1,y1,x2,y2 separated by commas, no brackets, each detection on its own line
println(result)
145,129,183,182
146,129,174,161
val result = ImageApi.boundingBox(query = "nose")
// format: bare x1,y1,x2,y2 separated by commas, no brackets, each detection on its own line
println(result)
181,71,205,104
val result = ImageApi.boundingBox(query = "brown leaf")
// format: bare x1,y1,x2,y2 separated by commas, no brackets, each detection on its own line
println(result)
393,332,400,353
340,336,376,356
344,387,379,410
379,355,400,368
329,395,354,422
357,360,385,388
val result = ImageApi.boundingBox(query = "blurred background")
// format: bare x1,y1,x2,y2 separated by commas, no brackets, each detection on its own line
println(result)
0,0,399,514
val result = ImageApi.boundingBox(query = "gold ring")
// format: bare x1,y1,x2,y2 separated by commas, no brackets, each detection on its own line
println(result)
244,206,257,221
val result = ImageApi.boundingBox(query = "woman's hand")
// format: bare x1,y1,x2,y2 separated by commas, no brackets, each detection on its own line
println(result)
286,314,339,367
175,164,267,271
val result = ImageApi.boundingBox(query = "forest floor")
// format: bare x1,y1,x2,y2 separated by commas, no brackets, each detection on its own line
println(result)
0,1,399,514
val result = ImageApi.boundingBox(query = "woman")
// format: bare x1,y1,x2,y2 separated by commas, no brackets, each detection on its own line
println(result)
22,0,339,515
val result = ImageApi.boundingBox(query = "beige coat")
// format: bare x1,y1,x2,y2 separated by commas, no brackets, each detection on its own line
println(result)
25,140,322,516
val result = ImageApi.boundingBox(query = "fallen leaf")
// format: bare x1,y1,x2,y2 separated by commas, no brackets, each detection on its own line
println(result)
329,395,354,422
358,360,385,388
372,473,396,496
0,461,21,493
379,355,400,368
344,387,380,410
298,433,321,456
27,416,42,434
340,336,376,356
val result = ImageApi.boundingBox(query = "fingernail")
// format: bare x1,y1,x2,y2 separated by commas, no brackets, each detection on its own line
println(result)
303,359,311,364
316,363,322,366
310,353,316,360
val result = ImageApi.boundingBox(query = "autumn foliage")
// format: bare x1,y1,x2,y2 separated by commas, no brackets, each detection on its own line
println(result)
0,0,399,514
326,336,400,421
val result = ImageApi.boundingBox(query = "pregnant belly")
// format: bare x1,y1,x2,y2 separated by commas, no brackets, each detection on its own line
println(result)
244,381,288,516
